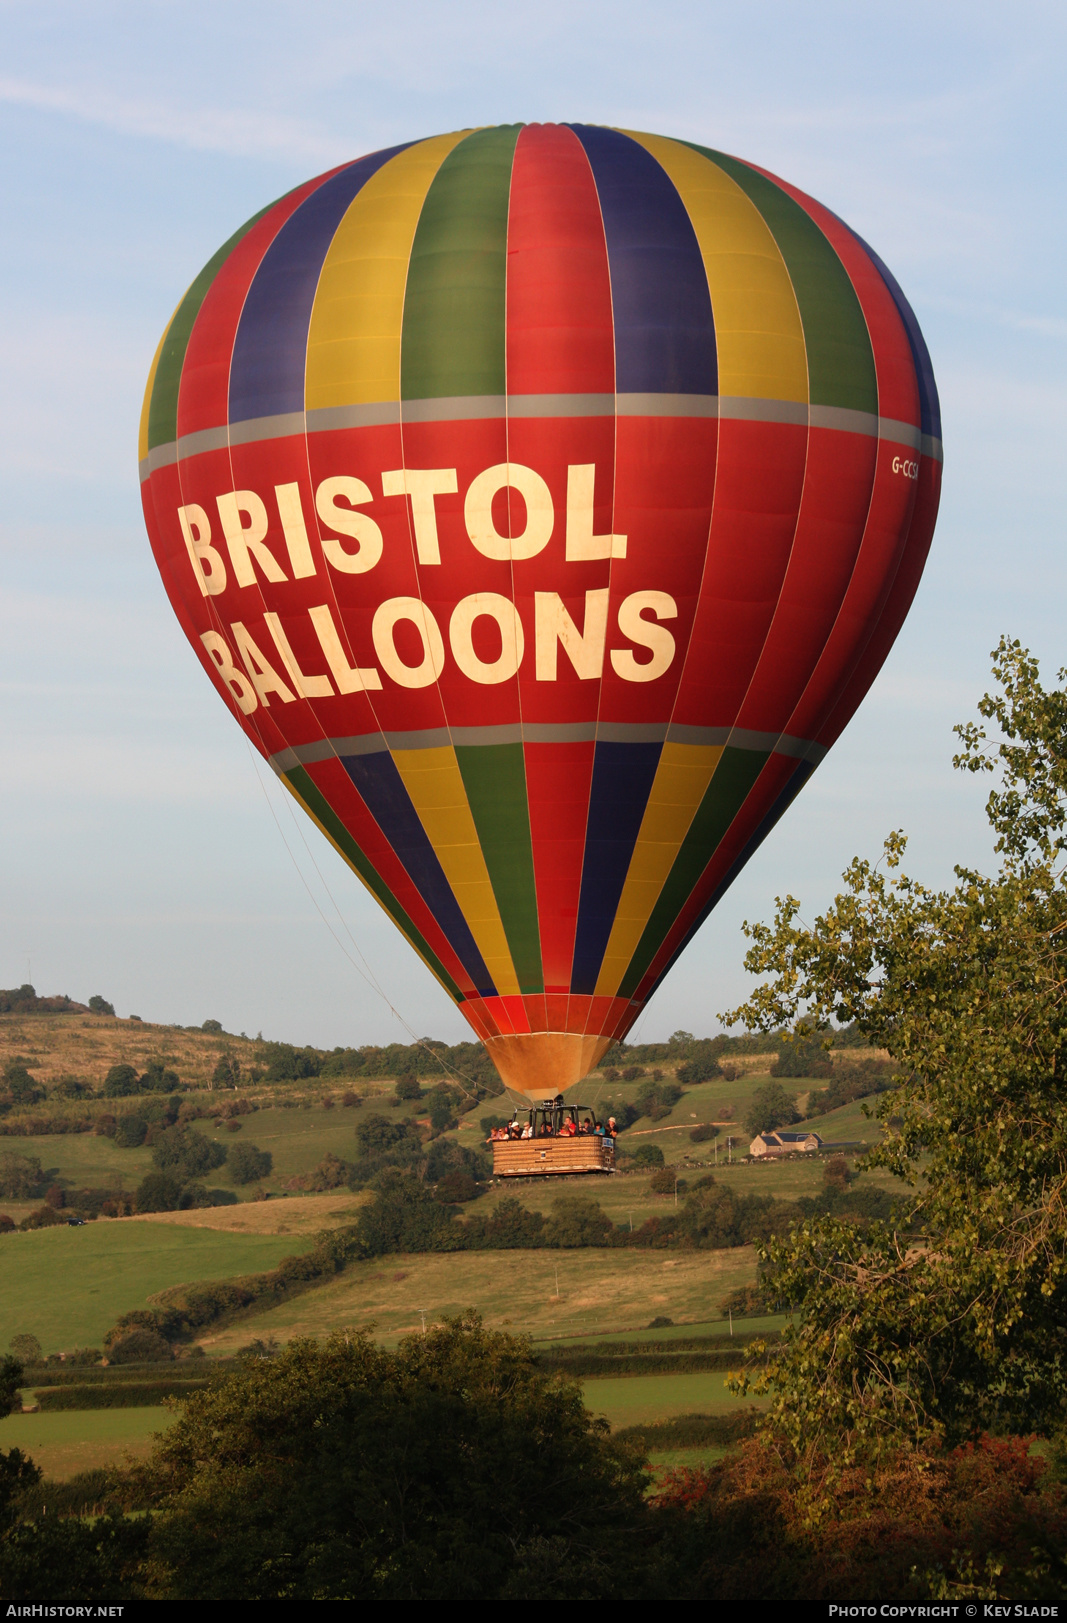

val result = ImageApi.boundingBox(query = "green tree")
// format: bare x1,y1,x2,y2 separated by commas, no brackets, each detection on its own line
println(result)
87,995,115,1016
134,1173,183,1213
142,1319,646,1599
543,1195,615,1248
102,1064,139,1098
227,1143,272,1185
0,1356,24,1413
152,1127,226,1182
742,1081,801,1138
212,1052,240,1088
0,1153,42,1200
723,640,1067,1460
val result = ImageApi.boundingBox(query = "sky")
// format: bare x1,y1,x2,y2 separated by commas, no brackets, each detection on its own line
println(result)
0,0,1064,1049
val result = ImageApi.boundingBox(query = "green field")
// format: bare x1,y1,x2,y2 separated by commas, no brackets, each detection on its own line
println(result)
198,1244,758,1354
1,1406,176,1479
581,1372,757,1427
0,1221,316,1353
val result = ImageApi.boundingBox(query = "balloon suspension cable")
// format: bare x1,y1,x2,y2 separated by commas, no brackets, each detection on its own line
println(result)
246,744,486,1102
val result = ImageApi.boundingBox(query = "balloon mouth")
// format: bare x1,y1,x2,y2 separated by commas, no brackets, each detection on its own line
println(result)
483,1031,615,1105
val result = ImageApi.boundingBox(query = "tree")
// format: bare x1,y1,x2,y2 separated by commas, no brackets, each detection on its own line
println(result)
212,1052,240,1088
2,1353,27,1404
102,1064,139,1098
87,996,115,1016
140,1061,180,1093
393,1073,422,1103
152,1127,226,1182
543,1195,615,1248
742,1082,800,1138
0,1153,42,1200
201,1019,223,1034
114,1113,148,1148
142,1319,646,1599
134,1173,183,1213
676,1055,722,1084
722,640,1067,1460
227,1143,272,1185
2,1063,44,1106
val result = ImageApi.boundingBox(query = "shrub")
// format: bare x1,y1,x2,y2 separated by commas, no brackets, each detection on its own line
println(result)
0,1150,42,1199
152,1126,227,1182
44,1185,65,1209
178,1184,239,1209
636,1081,683,1121
436,1170,479,1204
823,1153,851,1193
20,1205,67,1229
140,1062,180,1094
102,1064,140,1098
224,1119,242,1133
228,1143,273,1185
88,996,115,1016
689,1123,719,1143
134,1173,183,1213
676,1056,722,1084
0,1214,15,1233
3,1063,45,1105
106,1328,174,1364
10,1334,42,1364
648,1316,674,1328
201,1019,223,1033
649,1167,679,1194
625,1143,665,1168
393,1074,423,1103
212,1052,240,1088
113,1113,148,1149
542,1195,615,1248
341,1091,362,1108
620,1065,645,1081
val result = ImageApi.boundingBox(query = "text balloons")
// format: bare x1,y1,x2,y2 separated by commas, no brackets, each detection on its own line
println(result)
139,124,941,1103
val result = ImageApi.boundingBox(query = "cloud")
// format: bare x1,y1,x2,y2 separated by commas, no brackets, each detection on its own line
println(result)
0,75,343,163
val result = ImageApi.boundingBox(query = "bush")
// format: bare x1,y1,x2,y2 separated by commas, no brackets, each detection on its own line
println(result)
152,1126,227,1182
3,1063,44,1106
201,1019,223,1033
10,1334,42,1364
676,1056,722,1084
102,1064,140,1098
689,1123,719,1143
88,996,115,1016
636,1082,683,1121
0,1214,15,1233
20,1206,67,1230
113,1113,148,1149
648,1316,674,1328
140,1062,180,1094
625,1143,664,1168
435,1170,479,1204
134,1173,183,1213
620,1065,645,1081
0,1150,42,1199
341,1091,362,1108
393,1074,423,1103
36,1379,208,1409
106,1329,174,1364
228,1143,273,1185
823,1153,852,1193
542,1195,615,1248
261,1042,320,1081
649,1167,679,1194
212,1053,240,1088
178,1184,239,1209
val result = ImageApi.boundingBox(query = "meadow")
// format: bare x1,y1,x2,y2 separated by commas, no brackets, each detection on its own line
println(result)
0,1220,317,1351
195,1244,760,1354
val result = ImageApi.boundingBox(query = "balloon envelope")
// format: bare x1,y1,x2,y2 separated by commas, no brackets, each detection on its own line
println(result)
139,124,941,1102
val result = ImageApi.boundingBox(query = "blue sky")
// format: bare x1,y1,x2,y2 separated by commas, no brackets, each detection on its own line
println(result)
1,0,1064,1048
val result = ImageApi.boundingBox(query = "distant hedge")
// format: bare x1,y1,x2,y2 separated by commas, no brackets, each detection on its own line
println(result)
35,1379,211,1409
614,1409,762,1449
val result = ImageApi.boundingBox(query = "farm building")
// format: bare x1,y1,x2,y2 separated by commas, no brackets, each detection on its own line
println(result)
749,1130,824,1158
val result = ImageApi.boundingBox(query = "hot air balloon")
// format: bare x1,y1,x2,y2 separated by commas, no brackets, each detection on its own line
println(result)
139,124,941,1168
